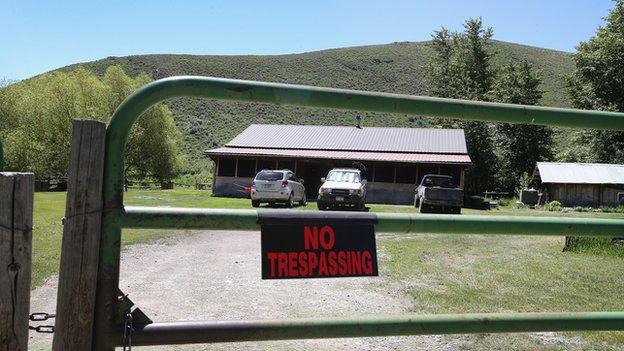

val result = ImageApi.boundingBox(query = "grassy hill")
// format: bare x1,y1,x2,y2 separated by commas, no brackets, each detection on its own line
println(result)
64,40,575,168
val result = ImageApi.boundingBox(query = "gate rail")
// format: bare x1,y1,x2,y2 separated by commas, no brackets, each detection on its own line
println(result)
92,77,624,350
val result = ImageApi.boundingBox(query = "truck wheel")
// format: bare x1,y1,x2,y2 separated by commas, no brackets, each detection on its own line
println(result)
299,193,307,206
251,200,260,208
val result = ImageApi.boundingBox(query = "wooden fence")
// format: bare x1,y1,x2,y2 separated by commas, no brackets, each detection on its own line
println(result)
0,172,34,351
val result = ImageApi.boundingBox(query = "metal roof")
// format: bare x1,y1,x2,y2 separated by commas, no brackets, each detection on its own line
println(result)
535,162,624,184
226,124,468,154
205,147,472,165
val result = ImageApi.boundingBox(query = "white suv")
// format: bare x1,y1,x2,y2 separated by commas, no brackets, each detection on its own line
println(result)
317,168,367,210
250,169,306,208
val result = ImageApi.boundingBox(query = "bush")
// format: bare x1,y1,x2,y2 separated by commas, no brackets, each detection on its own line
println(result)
600,206,624,213
174,171,213,187
513,201,527,209
497,197,516,207
544,201,562,211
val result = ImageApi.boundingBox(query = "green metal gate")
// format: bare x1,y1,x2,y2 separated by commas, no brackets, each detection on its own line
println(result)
92,76,624,349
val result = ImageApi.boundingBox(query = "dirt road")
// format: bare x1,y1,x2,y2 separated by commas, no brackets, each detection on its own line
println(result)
29,230,465,350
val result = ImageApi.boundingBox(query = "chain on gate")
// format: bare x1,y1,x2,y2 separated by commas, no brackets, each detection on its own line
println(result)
123,311,134,351
28,312,55,333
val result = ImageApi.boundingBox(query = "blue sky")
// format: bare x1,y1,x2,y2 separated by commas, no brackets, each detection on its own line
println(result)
1,0,614,80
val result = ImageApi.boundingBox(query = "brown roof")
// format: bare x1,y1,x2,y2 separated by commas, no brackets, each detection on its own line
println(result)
205,147,472,165
225,124,468,154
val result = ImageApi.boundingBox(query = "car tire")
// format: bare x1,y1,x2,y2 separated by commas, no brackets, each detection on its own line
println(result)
299,193,307,206
317,201,327,211
251,200,260,208
453,206,462,215
268,202,275,207
359,201,365,211
286,193,294,208
414,196,420,208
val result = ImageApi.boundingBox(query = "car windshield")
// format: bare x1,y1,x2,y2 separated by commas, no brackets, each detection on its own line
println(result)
423,176,455,188
326,171,360,183
255,171,284,181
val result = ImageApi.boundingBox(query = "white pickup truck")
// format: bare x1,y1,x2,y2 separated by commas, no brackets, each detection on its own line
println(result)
317,168,366,210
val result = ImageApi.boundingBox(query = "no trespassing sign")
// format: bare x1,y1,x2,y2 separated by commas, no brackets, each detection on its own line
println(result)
260,213,378,279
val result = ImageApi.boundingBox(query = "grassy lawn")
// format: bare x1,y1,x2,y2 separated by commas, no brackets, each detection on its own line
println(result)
383,233,624,349
32,188,624,349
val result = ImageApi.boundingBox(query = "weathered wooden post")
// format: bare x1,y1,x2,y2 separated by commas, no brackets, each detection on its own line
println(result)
0,172,34,351
52,120,106,351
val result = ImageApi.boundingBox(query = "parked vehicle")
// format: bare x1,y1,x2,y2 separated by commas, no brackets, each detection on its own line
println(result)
250,169,306,207
414,174,463,214
317,168,366,210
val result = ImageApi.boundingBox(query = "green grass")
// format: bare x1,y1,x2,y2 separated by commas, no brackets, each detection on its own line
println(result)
382,233,624,349
32,189,623,287
31,189,624,349
565,237,624,259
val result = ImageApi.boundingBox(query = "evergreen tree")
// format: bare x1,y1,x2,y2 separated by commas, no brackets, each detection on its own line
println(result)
490,61,553,192
566,0,624,163
427,18,498,195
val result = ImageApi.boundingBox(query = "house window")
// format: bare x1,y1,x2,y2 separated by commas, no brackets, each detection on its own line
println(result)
396,165,417,184
374,165,394,183
217,158,236,177
257,159,275,171
237,159,256,177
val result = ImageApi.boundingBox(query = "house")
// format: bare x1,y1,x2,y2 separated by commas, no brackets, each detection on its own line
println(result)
205,124,472,205
533,162,624,207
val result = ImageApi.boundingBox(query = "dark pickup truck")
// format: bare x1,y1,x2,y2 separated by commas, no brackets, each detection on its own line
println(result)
414,174,463,214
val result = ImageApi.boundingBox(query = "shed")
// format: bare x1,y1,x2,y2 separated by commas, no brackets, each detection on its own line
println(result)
205,124,472,205
533,162,624,207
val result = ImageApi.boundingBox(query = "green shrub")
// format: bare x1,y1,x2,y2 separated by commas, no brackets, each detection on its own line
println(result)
174,171,213,188
599,206,624,213
497,197,516,207
544,200,562,211
514,201,527,209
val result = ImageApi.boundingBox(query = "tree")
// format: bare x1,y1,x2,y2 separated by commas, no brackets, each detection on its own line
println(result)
0,66,185,181
566,0,624,163
427,18,498,195
490,61,553,192
103,66,185,183
429,18,494,101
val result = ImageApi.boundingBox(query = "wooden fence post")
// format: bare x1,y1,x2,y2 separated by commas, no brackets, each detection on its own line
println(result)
0,172,34,351
52,120,106,351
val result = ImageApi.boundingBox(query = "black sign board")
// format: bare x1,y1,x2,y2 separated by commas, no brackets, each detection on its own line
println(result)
258,211,378,279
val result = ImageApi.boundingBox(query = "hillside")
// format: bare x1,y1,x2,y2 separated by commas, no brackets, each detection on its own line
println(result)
64,40,574,168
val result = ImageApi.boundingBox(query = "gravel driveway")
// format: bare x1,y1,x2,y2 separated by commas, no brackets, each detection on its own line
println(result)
28,230,463,351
